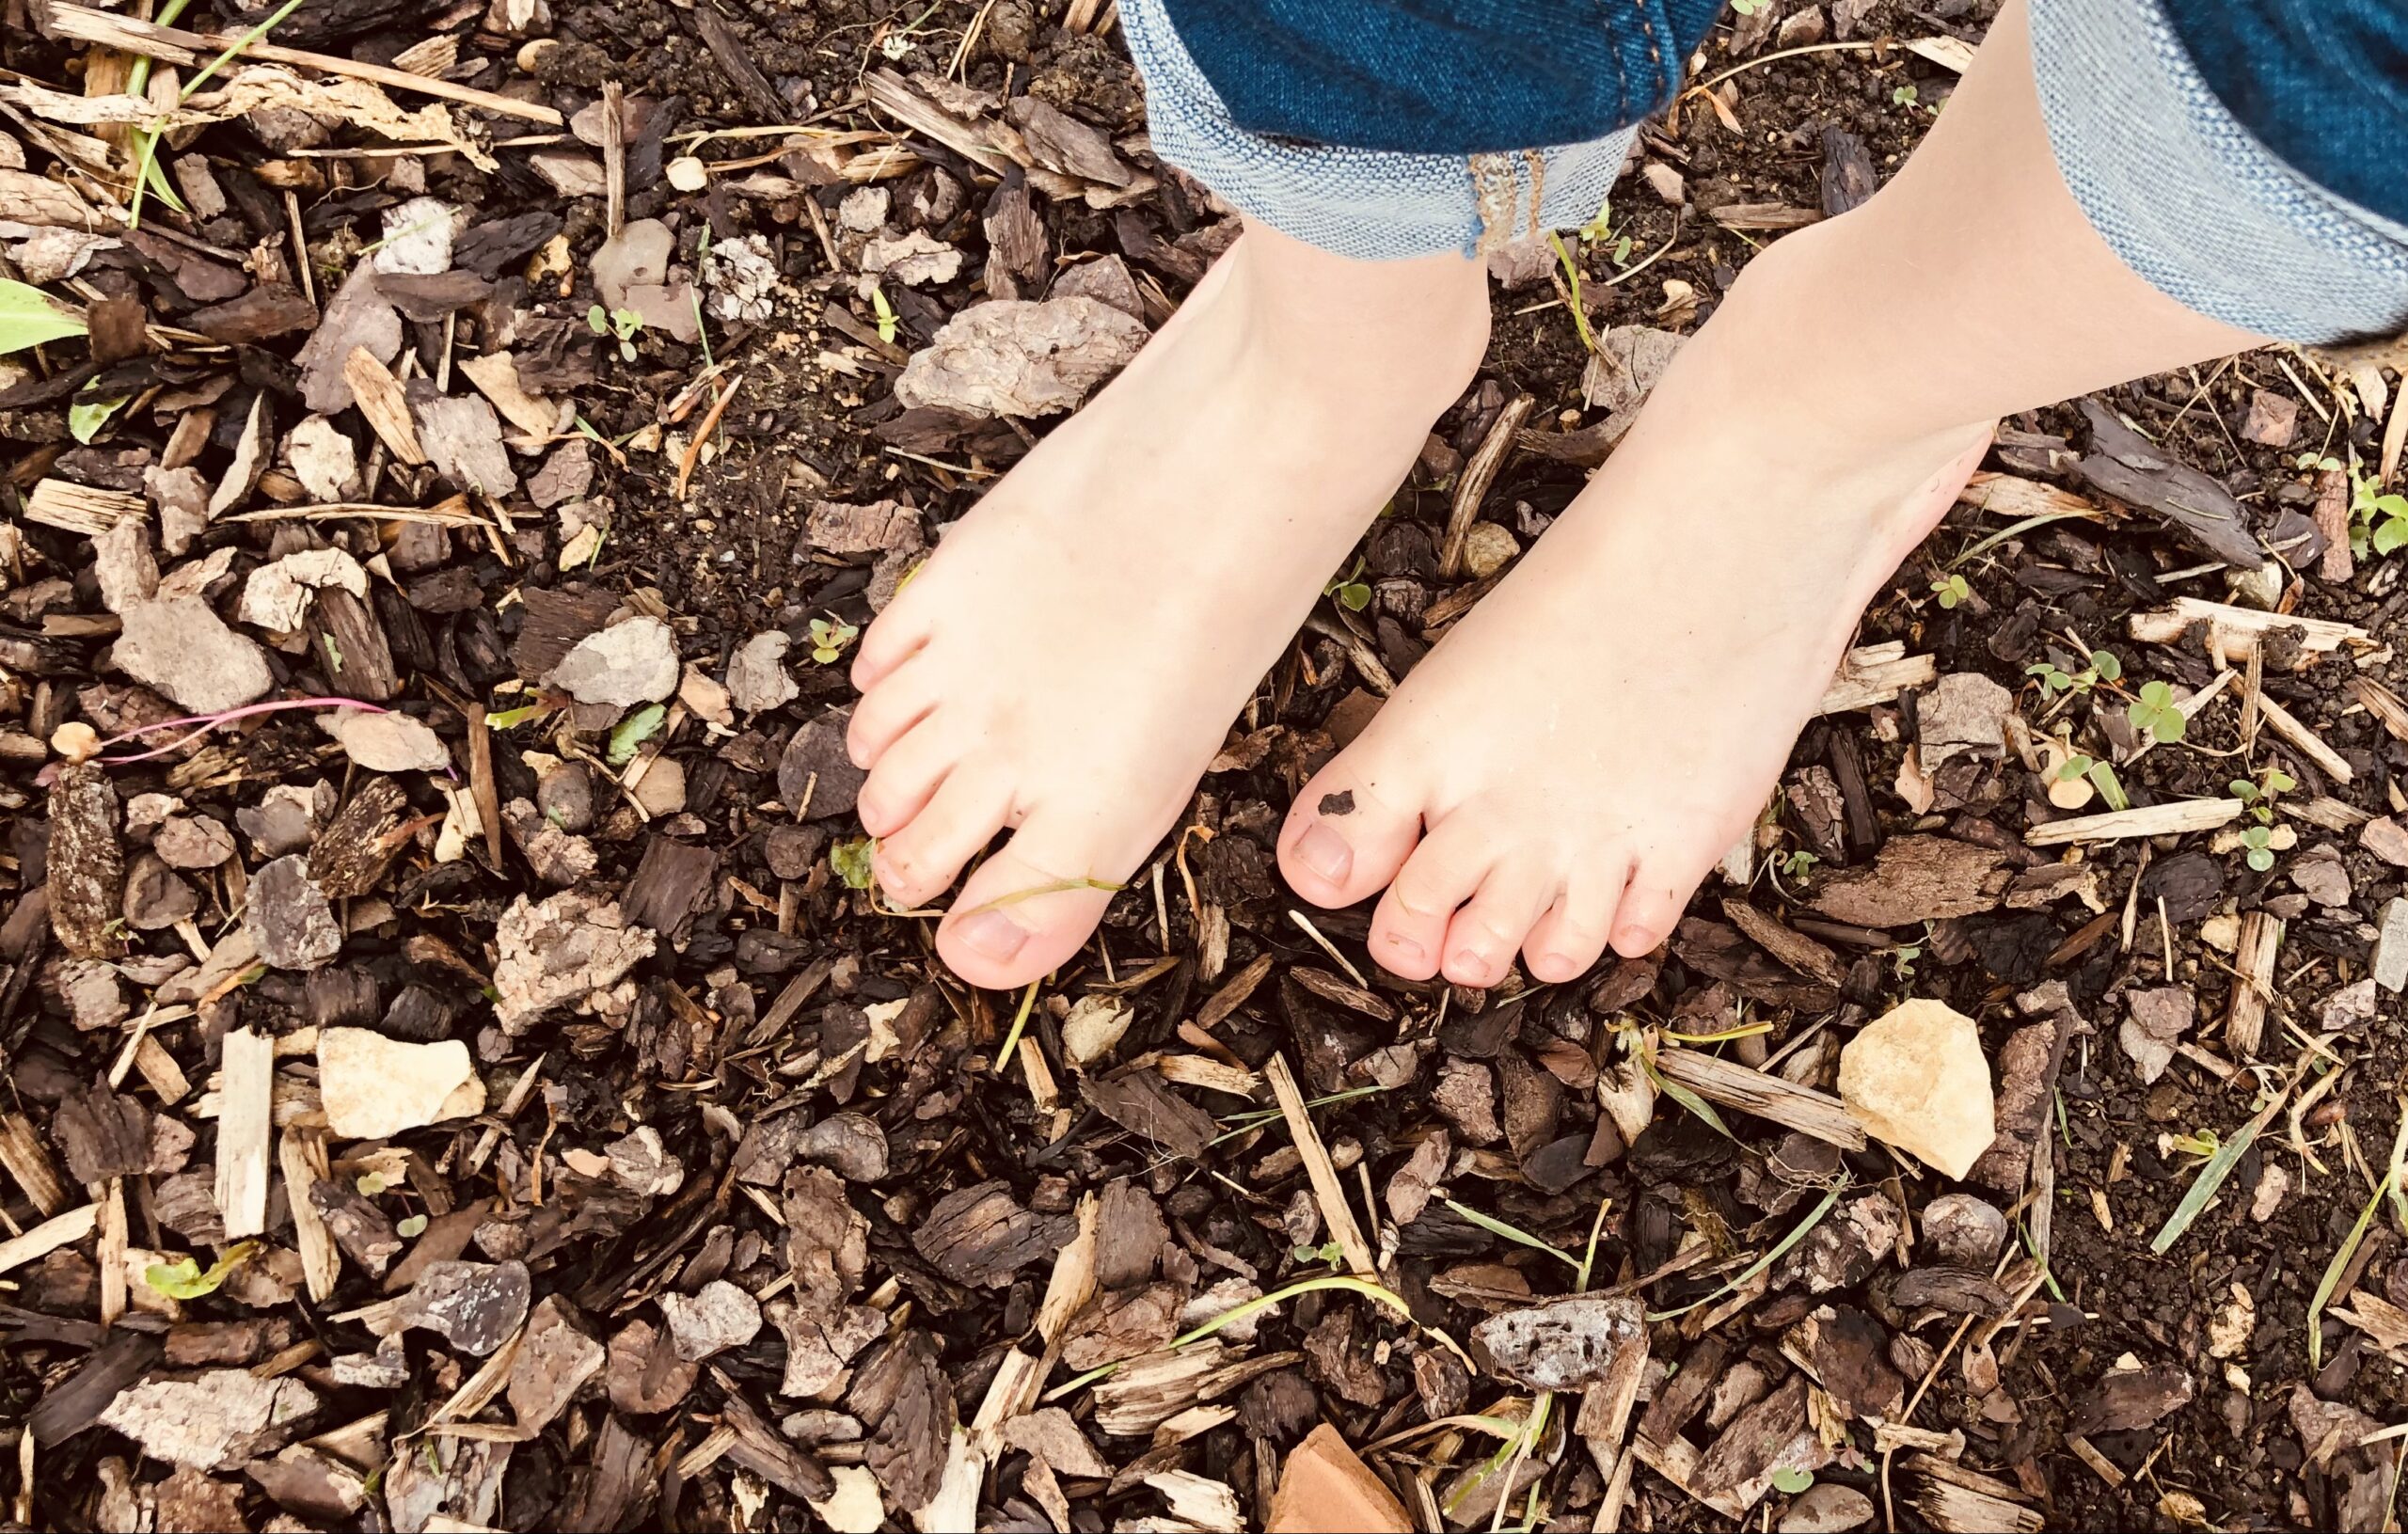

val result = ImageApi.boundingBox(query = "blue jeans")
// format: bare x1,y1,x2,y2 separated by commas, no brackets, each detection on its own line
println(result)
1124,0,2408,345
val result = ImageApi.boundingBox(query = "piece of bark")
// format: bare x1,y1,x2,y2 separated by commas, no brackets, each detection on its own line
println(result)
1081,1067,1217,1162
606,1317,698,1414
621,836,718,936
1095,1178,1166,1291
509,586,621,679
911,1180,1074,1289
46,763,124,958
778,709,868,820
2223,910,2283,1057
309,586,398,702
306,776,409,899
1670,918,1841,1010
1719,898,1846,988
1807,836,2006,927
53,1084,150,1185
2073,397,2263,568
1967,988,2076,1194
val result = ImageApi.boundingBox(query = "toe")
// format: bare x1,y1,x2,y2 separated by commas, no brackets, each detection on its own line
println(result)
937,806,1133,988
1278,755,1425,909
874,771,1011,908
846,664,940,768
1521,865,1624,984
1611,850,1715,957
849,595,931,693
1441,864,1556,989
854,722,959,839
1369,817,1493,981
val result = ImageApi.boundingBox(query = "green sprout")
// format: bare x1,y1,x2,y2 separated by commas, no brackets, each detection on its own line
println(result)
2228,767,2295,825
808,616,859,664
832,835,876,889
1930,573,1972,609
2028,649,2118,698
1772,1467,1814,1494
587,304,643,361
869,283,899,345
2240,825,2277,874
2127,679,2187,743
1892,83,1920,106
606,703,666,767
1323,558,1372,613
1779,849,1818,881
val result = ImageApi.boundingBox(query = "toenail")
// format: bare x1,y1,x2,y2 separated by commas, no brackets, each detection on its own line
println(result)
1294,823,1354,885
1385,931,1425,962
1449,950,1487,978
954,909,1027,963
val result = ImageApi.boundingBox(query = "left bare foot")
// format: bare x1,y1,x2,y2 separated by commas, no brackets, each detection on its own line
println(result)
1275,242,1993,986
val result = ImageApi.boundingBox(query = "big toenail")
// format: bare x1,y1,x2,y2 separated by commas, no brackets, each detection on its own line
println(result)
1386,931,1426,961
954,909,1028,963
1295,823,1354,884
1449,950,1485,976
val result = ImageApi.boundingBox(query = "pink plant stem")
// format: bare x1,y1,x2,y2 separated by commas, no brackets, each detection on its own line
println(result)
99,697,390,765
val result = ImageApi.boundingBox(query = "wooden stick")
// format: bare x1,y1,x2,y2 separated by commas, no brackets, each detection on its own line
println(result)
1818,642,1940,716
1439,394,1530,578
2223,910,2283,1058
0,1202,98,1276
1264,1052,1376,1278
2127,596,2368,668
341,347,429,466
214,1026,274,1239
40,3,565,126
2254,690,2353,783
0,1114,67,1217
280,1127,341,1304
1653,1048,1867,1151
24,478,144,534
2025,798,2243,846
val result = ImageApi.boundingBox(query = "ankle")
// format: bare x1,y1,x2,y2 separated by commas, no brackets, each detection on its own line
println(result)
1227,227,1491,399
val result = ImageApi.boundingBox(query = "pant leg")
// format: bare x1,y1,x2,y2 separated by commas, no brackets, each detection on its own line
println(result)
2031,0,2408,344
1125,0,2408,345
1120,0,1640,261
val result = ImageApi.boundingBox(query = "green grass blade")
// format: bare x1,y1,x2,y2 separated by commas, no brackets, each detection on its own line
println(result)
2150,1098,2283,1255
1649,1177,1849,1321
2309,1175,2388,1369
1444,1198,1583,1273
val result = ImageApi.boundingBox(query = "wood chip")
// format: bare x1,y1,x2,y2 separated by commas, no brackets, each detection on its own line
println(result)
214,1027,274,1239
1264,1053,1375,1277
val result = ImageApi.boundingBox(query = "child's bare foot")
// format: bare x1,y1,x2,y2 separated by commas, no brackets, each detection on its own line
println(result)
1274,0,2259,988
848,225,1488,988
1276,242,1994,987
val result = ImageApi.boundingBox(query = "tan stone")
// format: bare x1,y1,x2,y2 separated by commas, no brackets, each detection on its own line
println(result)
1837,999,1995,1178
317,1028,483,1140
1269,1424,1411,1534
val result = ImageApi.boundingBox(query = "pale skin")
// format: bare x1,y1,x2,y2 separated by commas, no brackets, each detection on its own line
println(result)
848,0,2262,990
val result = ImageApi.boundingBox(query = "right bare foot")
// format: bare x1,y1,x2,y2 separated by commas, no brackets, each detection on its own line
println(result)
847,224,1489,988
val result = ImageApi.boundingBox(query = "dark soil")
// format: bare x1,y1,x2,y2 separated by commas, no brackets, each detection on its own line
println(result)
3,0,2406,1530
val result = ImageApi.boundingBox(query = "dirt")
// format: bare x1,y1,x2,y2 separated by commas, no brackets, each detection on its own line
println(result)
4,0,2408,1529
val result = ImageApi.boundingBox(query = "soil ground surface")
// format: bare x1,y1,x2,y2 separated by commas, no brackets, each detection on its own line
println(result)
5,1,2408,1530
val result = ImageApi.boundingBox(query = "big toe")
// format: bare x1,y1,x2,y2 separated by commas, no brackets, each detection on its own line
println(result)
1278,758,1425,909
936,808,1133,989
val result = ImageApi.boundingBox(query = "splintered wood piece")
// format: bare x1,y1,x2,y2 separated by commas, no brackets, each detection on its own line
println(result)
1034,1193,1098,1347
214,1027,274,1239
97,1179,127,1328
1816,642,1939,715
25,478,145,535
0,1202,99,1275
2252,690,2352,783
2025,798,2243,846
0,1113,68,1216
2354,676,2408,744
1653,1049,1866,1150
2223,910,2283,1058
342,347,428,465
1902,1453,2044,1534
863,69,1015,176
40,3,565,124
2127,597,2368,668
1264,1053,1376,1277
1955,471,2100,519
1440,394,1531,578
281,1127,341,1303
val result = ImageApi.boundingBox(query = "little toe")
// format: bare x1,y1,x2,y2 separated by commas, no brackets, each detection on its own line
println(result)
1278,759,1424,909
873,772,1011,909
1521,871,1624,984
938,809,1131,988
1369,819,1493,981
1440,866,1555,989
845,666,940,768
853,724,959,839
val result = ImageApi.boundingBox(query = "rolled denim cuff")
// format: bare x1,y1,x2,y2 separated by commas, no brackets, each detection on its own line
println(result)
1121,0,1637,262
2029,0,2408,345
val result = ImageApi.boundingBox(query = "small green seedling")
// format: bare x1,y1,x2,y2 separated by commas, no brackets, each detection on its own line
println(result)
1575,198,1634,265
1893,83,1920,106
1291,1239,1345,1267
2028,650,2118,698
2355,468,2408,557
2127,678,2187,743
2228,767,2295,825
1771,1467,1815,1495
1780,849,1818,880
606,703,666,767
2240,824,2277,873
1930,573,1972,609
397,1213,429,1238
588,304,643,361
144,1241,258,1300
2164,1128,2221,1164
832,835,877,890
1323,558,1372,613
870,283,899,345
809,616,859,664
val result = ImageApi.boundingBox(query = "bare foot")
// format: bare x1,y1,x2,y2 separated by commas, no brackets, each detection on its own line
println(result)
1275,242,1994,986
848,224,1488,988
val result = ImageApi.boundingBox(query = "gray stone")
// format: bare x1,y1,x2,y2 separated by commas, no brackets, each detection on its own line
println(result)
2381,899,2408,994
245,854,341,971
549,616,678,707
